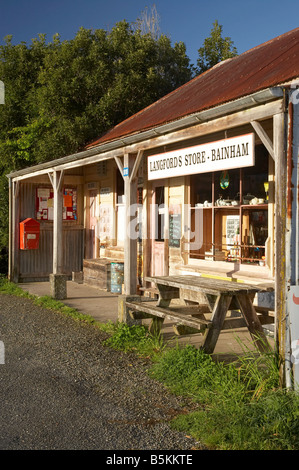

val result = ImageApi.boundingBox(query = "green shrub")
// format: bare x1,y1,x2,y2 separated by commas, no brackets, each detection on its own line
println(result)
103,321,166,358
150,343,298,450
0,275,32,296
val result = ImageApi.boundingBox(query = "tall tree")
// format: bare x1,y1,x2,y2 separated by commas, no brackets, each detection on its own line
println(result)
0,19,193,272
29,21,192,163
197,20,237,74
0,34,48,266
133,4,161,39
0,21,193,167
0,34,49,169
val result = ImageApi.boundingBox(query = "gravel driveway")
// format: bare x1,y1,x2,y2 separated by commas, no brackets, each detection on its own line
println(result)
0,294,200,451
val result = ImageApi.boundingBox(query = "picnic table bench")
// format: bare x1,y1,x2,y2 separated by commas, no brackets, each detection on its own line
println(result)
125,275,274,354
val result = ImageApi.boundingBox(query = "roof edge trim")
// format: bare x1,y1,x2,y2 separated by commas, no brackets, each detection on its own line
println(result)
7,87,284,180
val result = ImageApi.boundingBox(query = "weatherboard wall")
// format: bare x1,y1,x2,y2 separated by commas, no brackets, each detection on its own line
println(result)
18,181,84,281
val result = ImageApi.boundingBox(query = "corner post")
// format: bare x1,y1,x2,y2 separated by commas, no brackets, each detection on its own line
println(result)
49,170,66,299
274,108,288,387
124,153,138,295
10,179,20,283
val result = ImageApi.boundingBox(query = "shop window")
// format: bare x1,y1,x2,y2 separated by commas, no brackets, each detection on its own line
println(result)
155,186,165,242
117,170,124,204
189,145,269,266
137,187,143,242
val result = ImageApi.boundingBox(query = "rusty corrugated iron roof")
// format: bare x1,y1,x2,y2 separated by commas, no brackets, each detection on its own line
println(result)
86,27,299,149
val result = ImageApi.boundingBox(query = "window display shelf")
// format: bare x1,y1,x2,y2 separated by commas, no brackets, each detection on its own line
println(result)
193,204,268,210
240,204,268,209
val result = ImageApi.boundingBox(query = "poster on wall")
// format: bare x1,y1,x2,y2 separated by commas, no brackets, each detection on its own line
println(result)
169,214,181,247
63,188,77,221
99,205,113,241
36,187,52,221
36,187,77,221
226,215,240,246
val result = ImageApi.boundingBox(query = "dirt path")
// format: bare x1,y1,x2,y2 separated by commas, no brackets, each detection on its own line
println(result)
0,294,200,451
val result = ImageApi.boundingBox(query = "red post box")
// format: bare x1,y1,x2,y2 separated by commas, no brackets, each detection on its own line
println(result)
20,218,40,250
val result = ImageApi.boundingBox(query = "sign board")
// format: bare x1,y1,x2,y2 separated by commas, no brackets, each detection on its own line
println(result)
35,187,77,221
288,286,299,388
87,182,98,190
148,133,255,181
123,167,129,177
169,213,181,247
100,187,111,195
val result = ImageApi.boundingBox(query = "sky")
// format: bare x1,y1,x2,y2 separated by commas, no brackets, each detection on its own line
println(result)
0,0,298,67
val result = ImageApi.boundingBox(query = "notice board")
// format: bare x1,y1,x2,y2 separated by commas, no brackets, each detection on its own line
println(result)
36,187,77,221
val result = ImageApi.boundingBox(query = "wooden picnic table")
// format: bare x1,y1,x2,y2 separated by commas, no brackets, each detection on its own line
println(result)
126,275,274,354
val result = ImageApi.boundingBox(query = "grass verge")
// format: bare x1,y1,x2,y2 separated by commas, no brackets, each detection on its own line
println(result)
149,343,299,450
1,276,299,450
0,275,97,326
100,321,168,359
97,315,299,450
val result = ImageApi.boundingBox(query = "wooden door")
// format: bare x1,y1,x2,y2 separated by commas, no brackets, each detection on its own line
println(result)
151,184,166,276
87,190,98,259
116,170,125,246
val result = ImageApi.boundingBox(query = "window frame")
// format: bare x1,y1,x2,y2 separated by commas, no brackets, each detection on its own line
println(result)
188,147,270,267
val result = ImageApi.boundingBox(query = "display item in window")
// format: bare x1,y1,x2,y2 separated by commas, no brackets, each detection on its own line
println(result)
220,170,229,189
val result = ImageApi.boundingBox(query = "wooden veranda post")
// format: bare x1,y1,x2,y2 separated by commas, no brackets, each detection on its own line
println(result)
123,153,138,295
284,89,299,389
49,170,64,274
289,89,299,388
274,109,289,387
48,170,66,299
117,151,144,324
9,179,20,283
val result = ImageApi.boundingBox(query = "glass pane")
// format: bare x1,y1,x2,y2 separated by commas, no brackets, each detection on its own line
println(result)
190,207,212,259
241,209,268,265
117,169,124,204
214,209,240,262
190,173,212,206
214,168,240,206
155,186,164,242
242,145,268,204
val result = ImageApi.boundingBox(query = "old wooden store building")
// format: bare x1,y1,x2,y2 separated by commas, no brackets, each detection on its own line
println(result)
7,27,299,382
